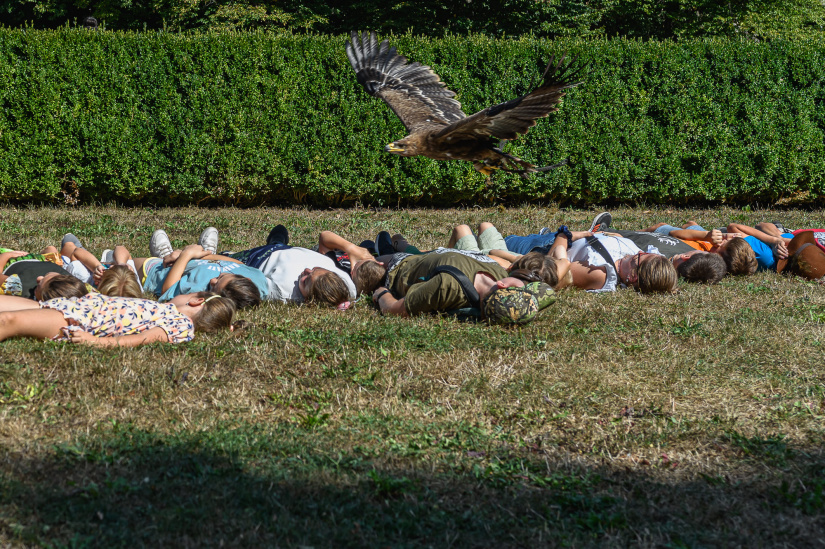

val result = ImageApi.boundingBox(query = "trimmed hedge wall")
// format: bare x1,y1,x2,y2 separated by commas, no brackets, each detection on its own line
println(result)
0,29,823,206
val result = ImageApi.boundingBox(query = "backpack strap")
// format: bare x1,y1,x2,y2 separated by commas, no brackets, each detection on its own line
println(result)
585,235,620,275
429,265,480,310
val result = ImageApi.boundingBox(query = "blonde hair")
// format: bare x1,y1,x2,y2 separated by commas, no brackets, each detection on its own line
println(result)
719,237,757,276
637,255,678,294
191,291,236,332
98,265,142,298
305,270,350,307
353,260,386,295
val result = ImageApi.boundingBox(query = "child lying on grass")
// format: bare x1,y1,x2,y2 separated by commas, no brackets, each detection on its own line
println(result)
0,291,235,346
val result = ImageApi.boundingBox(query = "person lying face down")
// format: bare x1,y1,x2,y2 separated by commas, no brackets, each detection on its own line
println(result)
371,250,555,325
0,291,235,347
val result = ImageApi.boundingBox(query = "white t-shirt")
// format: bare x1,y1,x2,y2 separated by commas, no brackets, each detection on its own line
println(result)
257,247,356,303
568,235,655,292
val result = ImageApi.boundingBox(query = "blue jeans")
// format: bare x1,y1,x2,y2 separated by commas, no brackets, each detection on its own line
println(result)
504,233,556,254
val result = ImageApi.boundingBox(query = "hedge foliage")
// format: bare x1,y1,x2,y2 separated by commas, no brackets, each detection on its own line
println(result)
0,29,823,206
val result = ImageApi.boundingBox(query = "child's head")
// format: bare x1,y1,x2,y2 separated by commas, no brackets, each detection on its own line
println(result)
718,238,757,276
298,267,350,307
637,254,678,294
352,259,387,295
509,252,563,289
208,273,261,309
674,251,727,284
35,273,88,300
171,291,236,332
97,265,142,298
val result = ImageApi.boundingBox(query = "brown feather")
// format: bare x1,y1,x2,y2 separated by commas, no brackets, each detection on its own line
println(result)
346,32,585,175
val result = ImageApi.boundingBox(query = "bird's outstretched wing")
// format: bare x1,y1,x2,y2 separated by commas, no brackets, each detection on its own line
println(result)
434,56,585,142
346,31,466,132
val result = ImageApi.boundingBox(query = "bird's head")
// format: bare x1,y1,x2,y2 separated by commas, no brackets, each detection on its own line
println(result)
385,139,416,157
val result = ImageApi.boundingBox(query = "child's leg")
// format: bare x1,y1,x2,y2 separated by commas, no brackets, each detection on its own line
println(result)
40,245,58,254
390,234,422,254
0,308,68,341
0,295,41,313
477,222,508,254
448,225,474,249
642,222,669,232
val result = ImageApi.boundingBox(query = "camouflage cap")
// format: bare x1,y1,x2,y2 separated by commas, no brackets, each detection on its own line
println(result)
482,281,555,325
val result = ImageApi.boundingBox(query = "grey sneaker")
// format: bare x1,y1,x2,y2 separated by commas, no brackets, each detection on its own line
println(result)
198,227,219,254
61,233,84,249
150,229,173,258
100,249,114,263
538,227,551,236
589,212,612,232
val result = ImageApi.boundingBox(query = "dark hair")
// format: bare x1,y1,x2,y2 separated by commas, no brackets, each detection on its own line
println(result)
40,275,88,300
218,275,261,309
676,253,726,284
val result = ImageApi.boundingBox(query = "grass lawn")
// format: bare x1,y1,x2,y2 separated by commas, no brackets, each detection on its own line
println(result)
0,204,824,547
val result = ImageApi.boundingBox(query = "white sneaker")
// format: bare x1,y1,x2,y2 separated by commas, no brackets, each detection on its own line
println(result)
198,227,219,254
149,230,173,258
100,249,114,263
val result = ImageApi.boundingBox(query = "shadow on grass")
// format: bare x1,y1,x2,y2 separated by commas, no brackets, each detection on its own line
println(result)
0,423,823,547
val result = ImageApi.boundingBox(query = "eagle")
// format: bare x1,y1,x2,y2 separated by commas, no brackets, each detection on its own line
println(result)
345,31,584,176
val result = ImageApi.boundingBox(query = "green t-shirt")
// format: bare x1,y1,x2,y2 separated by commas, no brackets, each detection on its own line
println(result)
387,251,508,316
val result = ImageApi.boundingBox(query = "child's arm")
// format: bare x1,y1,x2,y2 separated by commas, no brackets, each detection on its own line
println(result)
0,250,28,271
112,245,132,264
668,228,724,246
727,223,790,258
64,326,170,347
373,287,409,317
162,245,210,293
200,254,242,264
548,232,572,288
568,262,607,290
318,231,373,261
488,249,521,262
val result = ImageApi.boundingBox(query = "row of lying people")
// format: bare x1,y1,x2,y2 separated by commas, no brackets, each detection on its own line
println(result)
0,213,822,347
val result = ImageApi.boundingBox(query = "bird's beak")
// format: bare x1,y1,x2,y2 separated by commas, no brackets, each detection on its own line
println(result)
385,143,404,154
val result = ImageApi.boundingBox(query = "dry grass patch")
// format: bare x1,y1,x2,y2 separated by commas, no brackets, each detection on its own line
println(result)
0,205,824,547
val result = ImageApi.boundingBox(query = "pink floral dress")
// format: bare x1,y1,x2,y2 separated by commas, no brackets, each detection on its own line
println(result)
41,294,194,343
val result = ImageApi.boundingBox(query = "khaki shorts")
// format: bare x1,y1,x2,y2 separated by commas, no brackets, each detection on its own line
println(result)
454,226,508,255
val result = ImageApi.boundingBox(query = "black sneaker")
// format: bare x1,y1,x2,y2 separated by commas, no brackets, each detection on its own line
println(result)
376,231,394,256
358,239,377,256
266,224,289,246
589,212,612,232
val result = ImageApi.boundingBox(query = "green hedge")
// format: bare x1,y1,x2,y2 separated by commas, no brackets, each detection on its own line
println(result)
0,29,823,206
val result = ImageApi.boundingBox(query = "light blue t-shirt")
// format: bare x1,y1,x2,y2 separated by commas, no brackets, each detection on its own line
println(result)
744,233,794,271
145,259,269,302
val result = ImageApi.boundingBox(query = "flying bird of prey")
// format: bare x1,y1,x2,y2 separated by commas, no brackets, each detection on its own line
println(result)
345,31,584,176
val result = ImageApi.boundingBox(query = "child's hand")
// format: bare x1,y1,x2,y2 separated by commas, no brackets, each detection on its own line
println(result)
709,229,724,246
60,326,98,345
181,244,208,258
0,250,28,259
162,249,182,267
92,264,106,285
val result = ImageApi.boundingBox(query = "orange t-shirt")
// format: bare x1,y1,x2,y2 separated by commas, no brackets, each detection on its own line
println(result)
681,240,713,251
